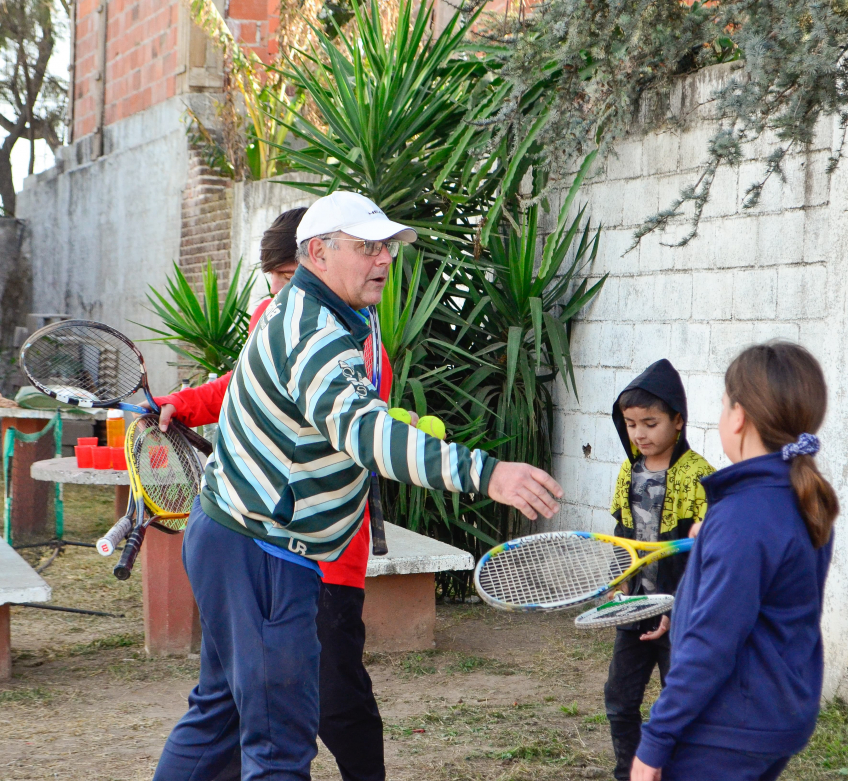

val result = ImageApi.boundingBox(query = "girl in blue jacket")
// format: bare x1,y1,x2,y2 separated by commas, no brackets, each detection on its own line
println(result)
632,342,838,781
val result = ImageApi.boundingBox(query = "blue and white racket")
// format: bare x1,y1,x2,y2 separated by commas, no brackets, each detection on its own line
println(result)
475,531,692,612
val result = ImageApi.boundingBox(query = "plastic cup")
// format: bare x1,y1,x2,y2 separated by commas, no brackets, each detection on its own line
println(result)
77,437,98,447
110,447,127,470
92,446,113,470
75,446,95,468
148,445,168,469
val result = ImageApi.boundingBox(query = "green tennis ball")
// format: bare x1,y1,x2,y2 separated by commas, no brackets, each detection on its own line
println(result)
417,415,446,440
387,407,412,425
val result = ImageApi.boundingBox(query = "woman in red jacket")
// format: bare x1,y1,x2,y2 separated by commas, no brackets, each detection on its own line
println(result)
155,207,390,781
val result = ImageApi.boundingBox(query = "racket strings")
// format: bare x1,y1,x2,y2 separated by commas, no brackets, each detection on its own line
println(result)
478,536,634,608
134,427,202,515
24,324,142,402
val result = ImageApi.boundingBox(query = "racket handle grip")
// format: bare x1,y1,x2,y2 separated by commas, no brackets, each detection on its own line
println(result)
369,475,388,556
96,515,133,556
113,524,147,580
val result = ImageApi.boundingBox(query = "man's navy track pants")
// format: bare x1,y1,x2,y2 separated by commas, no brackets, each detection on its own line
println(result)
152,499,321,781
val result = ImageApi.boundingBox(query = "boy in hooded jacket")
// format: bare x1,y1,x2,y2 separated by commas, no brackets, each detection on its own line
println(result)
604,359,714,781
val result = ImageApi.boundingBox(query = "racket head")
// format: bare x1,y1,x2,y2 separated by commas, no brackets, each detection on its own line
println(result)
574,593,674,629
21,320,146,408
474,531,638,612
128,414,203,529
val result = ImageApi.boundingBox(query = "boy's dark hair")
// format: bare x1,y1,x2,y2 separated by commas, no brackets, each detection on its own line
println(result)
259,207,308,273
618,387,675,418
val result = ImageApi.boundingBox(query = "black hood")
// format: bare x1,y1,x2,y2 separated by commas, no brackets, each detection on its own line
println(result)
612,358,689,467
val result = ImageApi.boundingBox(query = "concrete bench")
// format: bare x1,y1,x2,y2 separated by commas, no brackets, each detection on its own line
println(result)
0,539,52,679
363,522,474,652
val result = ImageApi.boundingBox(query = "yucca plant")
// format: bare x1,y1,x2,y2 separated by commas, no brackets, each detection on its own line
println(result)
383,154,607,557
140,259,256,378
272,0,501,244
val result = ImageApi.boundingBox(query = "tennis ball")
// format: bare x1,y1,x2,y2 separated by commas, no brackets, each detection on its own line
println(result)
387,407,412,425
417,415,446,440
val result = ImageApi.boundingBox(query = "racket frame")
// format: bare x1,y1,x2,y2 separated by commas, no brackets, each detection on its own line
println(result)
474,530,693,613
574,593,675,630
21,319,213,456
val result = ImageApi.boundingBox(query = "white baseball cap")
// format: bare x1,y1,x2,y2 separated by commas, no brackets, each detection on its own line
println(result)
296,191,417,246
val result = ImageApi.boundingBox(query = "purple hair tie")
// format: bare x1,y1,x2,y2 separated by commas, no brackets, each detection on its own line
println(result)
781,433,820,461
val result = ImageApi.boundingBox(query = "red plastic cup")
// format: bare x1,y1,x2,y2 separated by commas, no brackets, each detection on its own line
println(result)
75,446,95,468
77,437,98,447
92,446,113,470
148,445,168,469
110,447,127,470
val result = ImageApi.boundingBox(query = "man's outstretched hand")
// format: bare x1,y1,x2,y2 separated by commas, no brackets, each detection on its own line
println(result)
487,462,563,520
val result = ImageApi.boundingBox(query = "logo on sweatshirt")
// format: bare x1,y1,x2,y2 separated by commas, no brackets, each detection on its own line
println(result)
338,360,369,398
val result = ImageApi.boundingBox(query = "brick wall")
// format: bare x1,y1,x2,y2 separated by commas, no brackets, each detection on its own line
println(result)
542,64,848,698
73,0,181,139
179,148,233,292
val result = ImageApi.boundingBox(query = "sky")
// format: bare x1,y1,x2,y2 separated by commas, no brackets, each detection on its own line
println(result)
3,17,71,195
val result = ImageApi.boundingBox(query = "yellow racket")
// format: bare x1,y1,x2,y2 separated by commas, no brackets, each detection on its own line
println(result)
113,414,204,580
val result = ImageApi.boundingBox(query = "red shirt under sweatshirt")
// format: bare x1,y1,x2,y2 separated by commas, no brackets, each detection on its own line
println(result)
154,297,393,588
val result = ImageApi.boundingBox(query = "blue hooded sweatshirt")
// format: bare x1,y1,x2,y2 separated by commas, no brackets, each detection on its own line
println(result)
636,452,833,768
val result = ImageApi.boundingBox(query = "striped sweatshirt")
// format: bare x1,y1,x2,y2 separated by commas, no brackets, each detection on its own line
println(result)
200,265,499,561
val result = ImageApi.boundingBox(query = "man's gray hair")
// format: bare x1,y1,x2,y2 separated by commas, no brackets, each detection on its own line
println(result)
296,232,339,262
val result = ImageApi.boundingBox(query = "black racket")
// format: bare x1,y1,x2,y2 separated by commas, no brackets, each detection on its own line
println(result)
366,305,388,556
20,319,212,456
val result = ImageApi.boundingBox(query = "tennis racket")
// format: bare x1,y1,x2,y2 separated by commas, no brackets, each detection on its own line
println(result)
20,320,213,457
574,593,675,630
96,505,134,556
474,531,693,612
365,306,388,556
113,414,204,580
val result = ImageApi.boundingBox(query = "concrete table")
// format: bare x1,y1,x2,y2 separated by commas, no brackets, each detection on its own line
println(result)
0,408,104,543
31,455,130,522
0,539,52,679
31,458,199,657
363,522,474,652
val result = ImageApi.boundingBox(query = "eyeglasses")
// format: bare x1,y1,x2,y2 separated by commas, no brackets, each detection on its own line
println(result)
331,238,402,258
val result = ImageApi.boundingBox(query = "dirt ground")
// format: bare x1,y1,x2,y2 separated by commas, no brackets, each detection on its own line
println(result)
1,486,843,781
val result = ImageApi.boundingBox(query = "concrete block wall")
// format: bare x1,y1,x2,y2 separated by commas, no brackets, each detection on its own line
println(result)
229,176,317,308
544,65,848,699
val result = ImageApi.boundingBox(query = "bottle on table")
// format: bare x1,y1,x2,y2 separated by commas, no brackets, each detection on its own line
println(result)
203,372,219,444
106,409,126,448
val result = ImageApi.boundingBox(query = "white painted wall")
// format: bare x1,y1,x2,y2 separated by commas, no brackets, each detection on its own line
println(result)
229,176,317,310
545,65,848,699
15,95,220,396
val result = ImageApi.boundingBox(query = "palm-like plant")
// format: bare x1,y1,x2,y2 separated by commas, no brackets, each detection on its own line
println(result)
140,259,256,378
384,155,607,551
272,0,499,243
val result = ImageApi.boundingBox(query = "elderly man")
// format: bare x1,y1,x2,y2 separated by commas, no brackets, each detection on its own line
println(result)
153,191,562,781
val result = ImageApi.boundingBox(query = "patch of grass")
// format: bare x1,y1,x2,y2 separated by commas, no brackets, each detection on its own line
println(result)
582,712,608,725
66,633,142,657
402,651,439,676
0,686,53,705
786,698,848,780
494,733,577,764
560,703,579,716
447,654,514,675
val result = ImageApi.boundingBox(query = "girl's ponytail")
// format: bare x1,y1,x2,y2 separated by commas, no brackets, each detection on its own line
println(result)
789,454,839,549
726,343,839,549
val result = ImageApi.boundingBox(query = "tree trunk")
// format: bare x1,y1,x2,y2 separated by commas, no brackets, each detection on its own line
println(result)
0,141,17,217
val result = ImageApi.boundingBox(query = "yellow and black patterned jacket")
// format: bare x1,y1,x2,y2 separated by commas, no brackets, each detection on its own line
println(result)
610,359,715,598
